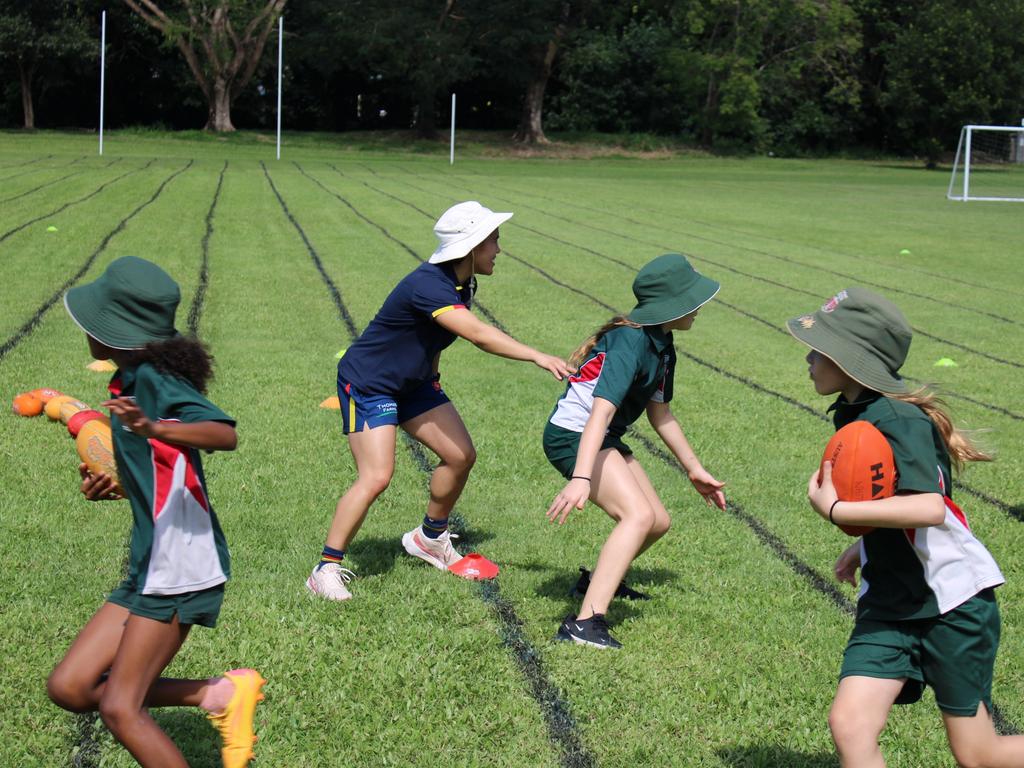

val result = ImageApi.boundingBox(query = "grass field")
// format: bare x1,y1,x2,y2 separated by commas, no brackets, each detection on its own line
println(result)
1,130,1022,768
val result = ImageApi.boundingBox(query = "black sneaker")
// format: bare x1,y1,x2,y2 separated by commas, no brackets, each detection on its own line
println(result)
572,567,650,601
555,613,622,649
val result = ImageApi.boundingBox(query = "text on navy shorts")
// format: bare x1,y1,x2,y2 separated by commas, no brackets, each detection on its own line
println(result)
338,375,450,434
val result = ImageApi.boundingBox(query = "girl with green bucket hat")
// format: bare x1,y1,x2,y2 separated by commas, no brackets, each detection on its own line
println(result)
50,257,265,768
543,253,726,649
788,287,1020,767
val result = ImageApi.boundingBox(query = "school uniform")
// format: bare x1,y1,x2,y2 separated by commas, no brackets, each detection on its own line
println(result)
832,390,1004,715
106,363,235,627
337,261,474,432
543,324,676,478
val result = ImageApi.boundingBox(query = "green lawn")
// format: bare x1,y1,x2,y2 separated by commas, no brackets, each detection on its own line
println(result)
1,130,1022,767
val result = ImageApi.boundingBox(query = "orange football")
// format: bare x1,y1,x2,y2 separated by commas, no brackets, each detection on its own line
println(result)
76,419,122,493
821,421,896,536
30,387,64,403
12,392,43,417
45,395,77,420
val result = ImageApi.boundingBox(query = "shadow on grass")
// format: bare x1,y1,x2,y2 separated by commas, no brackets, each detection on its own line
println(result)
717,744,837,768
152,710,221,768
535,565,679,603
347,534,403,576
530,565,679,626
347,524,497,577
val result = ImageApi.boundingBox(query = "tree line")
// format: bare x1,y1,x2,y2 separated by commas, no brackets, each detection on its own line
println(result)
2,0,1023,160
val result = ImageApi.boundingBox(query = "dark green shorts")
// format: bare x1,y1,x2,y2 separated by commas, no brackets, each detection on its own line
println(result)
108,580,225,628
840,590,1000,716
542,421,633,480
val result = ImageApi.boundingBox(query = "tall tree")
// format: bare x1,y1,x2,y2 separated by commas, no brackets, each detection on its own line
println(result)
122,0,286,131
0,0,94,129
493,0,573,144
855,0,1024,163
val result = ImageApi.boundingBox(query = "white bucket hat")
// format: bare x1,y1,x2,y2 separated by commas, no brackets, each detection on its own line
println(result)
429,201,513,264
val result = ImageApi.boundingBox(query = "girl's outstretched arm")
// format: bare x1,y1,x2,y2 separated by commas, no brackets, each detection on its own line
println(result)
546,397,617,525
646,401,726,510
103,397,238,452
834,541,861,587
808,461,945,528
436,308,573,380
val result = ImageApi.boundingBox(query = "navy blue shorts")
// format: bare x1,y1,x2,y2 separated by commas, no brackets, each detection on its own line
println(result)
338,375,450,434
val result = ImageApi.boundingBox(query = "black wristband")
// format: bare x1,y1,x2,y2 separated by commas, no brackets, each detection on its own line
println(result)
829,499,840,525
571,475,591,482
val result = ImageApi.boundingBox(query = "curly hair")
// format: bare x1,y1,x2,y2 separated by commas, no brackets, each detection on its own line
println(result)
125,336,215,393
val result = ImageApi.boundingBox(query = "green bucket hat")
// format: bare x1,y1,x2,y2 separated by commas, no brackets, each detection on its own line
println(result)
786,286,912,394
626,254,720,326
64,256,181,350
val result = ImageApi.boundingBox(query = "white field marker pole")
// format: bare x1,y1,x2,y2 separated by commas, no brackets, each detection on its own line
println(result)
276,15,283,160
99,10,106,155
450,93,456,165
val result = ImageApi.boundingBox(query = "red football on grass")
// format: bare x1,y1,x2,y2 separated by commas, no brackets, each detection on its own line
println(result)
67,409,106,438
821,421,896,536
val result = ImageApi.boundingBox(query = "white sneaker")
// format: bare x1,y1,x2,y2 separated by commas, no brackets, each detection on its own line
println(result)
306,562,355,601
402,526,464,570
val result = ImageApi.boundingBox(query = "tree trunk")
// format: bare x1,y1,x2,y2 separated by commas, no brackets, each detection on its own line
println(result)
415,87,438,139
205,77,236,132
18,61,35,130
514,78,550,144
513,5,568,145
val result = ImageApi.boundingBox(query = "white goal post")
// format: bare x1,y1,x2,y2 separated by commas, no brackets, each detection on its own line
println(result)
947,124,1024,202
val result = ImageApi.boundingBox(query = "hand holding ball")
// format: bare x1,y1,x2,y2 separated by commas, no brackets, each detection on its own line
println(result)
820,421,896,536
76,419,122,495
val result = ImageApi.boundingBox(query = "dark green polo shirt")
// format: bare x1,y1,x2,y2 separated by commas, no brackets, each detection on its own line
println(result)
830,391,951,620
549,324,676,437
109,363,234,595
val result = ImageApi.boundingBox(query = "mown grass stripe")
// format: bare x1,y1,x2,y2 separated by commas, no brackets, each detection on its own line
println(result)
0,154,51,171
187,161,227,336
0,160,191,364
260,162,358,339
407,169,1022,367
468,170,1024,301
0,169,85,205
0,159,156,246
0,154,54,181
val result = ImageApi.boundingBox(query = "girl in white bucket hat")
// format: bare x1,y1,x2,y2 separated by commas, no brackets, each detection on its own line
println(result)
307,201,573,601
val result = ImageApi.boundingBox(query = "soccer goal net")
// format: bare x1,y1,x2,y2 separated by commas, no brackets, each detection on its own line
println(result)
947,124,1024,201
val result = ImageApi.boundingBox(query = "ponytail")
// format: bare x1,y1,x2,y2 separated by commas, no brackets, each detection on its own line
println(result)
569,316,641,369
127,336,215,393
891,387,992,471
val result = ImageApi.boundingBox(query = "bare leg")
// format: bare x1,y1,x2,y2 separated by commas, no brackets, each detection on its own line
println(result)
829,676,905,768
576,450,659,620
944,702,1024,768
47,602,213,714
401,403,476,522
325,424,397,550
98,613,193,767
623,455,671,558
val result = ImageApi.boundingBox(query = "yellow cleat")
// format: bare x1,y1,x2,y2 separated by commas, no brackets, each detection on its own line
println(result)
207,668,266,768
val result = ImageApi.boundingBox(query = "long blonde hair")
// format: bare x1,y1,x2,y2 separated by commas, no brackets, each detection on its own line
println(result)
891,386,992,471
569,316,642,369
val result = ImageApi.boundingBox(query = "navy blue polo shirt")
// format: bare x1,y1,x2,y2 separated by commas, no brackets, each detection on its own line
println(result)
339,262,474,396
